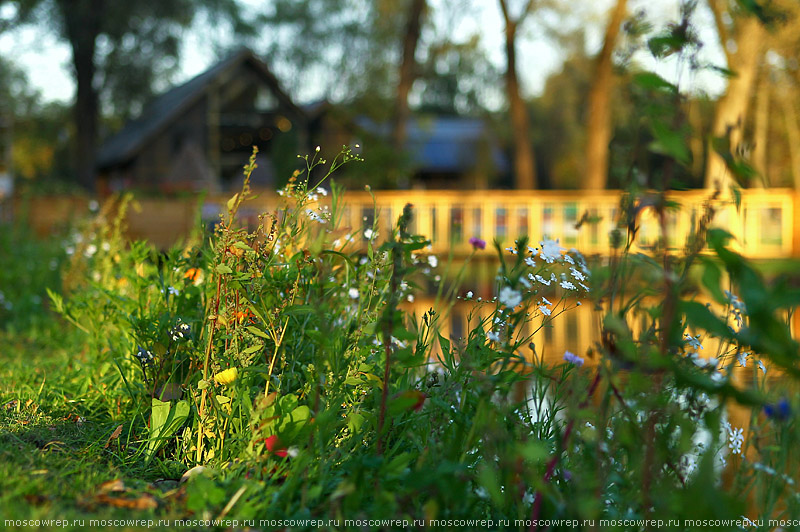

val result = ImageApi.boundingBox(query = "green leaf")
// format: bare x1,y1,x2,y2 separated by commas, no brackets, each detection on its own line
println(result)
226,193,239,213
245,326,270,339
146,398,190,464
679,301,733,339
700,258,726,304
633,72,677,93
242,344,262,354
215,264,233,275
437,333,451,357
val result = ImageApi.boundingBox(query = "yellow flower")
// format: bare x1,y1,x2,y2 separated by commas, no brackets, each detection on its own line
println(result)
214,367,238,386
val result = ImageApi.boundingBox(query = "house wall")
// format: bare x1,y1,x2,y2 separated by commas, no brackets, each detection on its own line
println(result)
132,98,209,190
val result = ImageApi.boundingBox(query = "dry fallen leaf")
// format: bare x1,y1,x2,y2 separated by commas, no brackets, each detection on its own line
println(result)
104,425,123,448
95,493,158,510
97,479,127,493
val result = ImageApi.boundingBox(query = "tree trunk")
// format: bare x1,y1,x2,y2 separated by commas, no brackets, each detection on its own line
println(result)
392,0,426,150
704,15,764,190
60,0,103,192
752,68,770,187
504,20,537,189
584,0,627,190
780,93,800,190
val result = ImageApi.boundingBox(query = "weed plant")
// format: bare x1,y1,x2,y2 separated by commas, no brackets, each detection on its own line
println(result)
3,4,800,529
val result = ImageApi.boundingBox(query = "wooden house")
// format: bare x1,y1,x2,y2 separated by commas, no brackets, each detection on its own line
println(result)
96,48,307,194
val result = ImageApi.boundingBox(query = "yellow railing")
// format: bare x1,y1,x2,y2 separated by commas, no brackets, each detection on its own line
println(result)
10,189,800,258
204,189,799,258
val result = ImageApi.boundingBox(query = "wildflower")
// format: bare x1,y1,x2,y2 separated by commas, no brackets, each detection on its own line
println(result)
134,345,154,367
428,255,438,268
519,276,531,289
364,228,376,240
524,256,536,267
563,350,584,366
170,320,191,341
563,254,574,265
348,287,359,300
184,267,202,283
504,247,518,255
316,186,327,196
264,435,288,458
684,334,703,351
534,274,551,286
465,291,473,299
469,236,486,249
736,352,748,368
407,294,415,302
214,367,238,386
560,280,576,290
764,398,791,421
541,297,552,306
539,239,564,263
579,282,590,291
487,331,501,342
726,423,744,455
757,360,767,375
539,306,552,316
85,244,97,258
498,287,522,308
570,267,586,282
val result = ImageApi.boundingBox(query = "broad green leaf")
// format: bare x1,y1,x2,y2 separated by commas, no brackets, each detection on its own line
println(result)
146,398,190,464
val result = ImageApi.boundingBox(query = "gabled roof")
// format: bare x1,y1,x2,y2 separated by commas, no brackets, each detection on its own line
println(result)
97,48,303,169
356,115,509,173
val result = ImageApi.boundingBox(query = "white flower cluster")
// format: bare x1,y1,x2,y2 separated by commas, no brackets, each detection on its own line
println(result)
724,422,744,455
305,205,330,224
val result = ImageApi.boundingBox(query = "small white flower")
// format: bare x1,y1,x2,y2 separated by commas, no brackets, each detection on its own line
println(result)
524,257,536,267
539,306,552,316
736,352,748,368
348,288,359,300
519,276,531,289
85,244,98,257
560,280,576,290
579,282,590,291
167,286,179,296
505,247,518,255
316,186,328,196
428,255,438,268
407,294,415,302
364,228,376,240
539,239,564,263
487,331,501,342
570,267,586,281
541,297,552,306
563,254,575,265
684,334,703,351
498,287,522,308
757,360,766,375
534,274,551,286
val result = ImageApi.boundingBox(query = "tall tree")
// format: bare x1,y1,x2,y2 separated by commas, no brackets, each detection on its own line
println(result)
9,0,250,191
391,0,426,150
704,0,766,190
583,0,627,190
498,0,538,190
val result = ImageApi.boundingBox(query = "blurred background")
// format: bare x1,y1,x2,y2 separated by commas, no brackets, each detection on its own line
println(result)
0,0,798,197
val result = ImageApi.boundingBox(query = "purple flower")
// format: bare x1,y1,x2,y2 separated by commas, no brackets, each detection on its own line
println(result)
563,350,584,367
469,237,486,250
764,398,791,421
